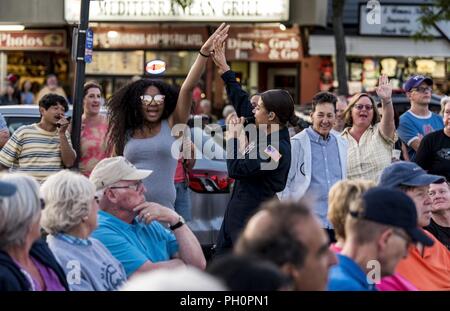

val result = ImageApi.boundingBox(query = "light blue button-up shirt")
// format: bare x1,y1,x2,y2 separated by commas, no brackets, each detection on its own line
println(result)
306,127,342,229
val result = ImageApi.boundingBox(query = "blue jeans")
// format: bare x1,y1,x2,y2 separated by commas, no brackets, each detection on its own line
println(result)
174,181,192,221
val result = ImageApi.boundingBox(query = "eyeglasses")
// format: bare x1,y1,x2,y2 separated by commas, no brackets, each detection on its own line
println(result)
411,86,432,93
353,104,373,111
140,94,165,106
109,180,143,192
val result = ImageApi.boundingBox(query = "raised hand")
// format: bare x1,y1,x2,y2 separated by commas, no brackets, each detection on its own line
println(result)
211,32,230,74
376,74,392,103
200,23,230,56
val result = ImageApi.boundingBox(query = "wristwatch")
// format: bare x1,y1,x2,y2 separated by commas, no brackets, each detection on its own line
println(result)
169,215,186,231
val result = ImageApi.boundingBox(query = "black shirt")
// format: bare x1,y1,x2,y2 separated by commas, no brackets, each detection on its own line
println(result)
424,218,450,251
415,130,450,180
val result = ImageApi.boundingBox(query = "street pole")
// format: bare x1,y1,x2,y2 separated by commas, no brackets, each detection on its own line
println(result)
71,0,90,167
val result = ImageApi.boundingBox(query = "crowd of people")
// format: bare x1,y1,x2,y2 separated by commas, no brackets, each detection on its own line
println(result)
0,23,449,291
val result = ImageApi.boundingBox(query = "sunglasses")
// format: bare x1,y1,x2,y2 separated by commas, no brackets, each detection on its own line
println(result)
140,94,165,106
353,104,373,111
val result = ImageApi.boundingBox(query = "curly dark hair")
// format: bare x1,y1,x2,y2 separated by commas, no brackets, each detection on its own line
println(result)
106,79,179,155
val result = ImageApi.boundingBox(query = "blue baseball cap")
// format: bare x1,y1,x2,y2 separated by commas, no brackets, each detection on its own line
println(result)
352,187,434,246
403,75,433,92
379,161,445,188
0,180,17,197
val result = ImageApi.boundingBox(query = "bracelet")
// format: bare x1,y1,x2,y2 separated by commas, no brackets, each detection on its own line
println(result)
199,50,210,58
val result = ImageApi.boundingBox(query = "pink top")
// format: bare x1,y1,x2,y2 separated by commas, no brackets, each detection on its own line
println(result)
174,158,186,183
79,117,109,177
15,257,66,291
377,274,418,291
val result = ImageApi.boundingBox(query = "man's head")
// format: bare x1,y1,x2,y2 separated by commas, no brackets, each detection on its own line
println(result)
428,180,450,214
310,92,337,138
250,93,261,109
89,157,152,216
235,199,337,291
404,75,433,107
346,187,433,277
38,93,69,126
379,161,444,227
46,74,59,90
200,99,212,115
334,96,348,132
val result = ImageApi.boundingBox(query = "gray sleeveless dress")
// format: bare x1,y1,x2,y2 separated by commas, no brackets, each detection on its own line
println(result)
124,119,180,209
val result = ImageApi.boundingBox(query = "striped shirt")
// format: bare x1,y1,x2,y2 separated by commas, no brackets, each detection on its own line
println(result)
0,123,72,182
341,123,396,182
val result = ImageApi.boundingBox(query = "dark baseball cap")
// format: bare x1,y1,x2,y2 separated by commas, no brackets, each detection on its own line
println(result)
403,75,433,92
0,180,17,197
351,187,434,246
379,161,445,188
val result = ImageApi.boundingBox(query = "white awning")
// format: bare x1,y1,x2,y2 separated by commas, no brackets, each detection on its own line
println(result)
309,35,450,58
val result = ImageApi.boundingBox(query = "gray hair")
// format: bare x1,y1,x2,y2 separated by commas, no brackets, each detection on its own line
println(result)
40,170,96,235
440,96,450,116
0,174,41,249
222,105,236,118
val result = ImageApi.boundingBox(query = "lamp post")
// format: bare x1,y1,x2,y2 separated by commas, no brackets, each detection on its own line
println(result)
71,0,91,167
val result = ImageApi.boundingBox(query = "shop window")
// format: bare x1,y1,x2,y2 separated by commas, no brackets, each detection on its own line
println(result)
145,51,197,76
86,51,144,75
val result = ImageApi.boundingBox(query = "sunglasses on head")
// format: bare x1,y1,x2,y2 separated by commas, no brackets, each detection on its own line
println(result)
140,94,165,106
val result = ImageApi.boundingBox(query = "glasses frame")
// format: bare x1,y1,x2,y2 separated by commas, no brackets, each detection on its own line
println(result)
109,180,143,192
411,86,432,94
353,103,374,111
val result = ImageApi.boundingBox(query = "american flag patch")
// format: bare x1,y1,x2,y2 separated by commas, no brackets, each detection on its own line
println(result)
264,145,282,162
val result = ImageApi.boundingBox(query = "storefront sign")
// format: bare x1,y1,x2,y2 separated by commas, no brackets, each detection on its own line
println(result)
92,27,208,49
0,30,66,51
65,0,289,22
359,4,441,37
226,27,301,62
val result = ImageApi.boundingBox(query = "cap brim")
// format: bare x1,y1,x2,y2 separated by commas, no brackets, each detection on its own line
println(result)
0,181,17,197
402,174,445,187
406,227,434,247
122,169,153,181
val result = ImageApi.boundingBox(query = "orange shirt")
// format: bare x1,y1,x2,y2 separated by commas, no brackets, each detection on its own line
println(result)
396,230,450,290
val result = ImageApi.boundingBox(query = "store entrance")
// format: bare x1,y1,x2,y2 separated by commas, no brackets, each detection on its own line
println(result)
258,62,300,104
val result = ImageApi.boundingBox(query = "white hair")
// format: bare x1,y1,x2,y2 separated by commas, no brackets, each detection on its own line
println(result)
0,173,41,249
222,105,236,118
121,266,226,291
440,96,450,116
40,170,96,235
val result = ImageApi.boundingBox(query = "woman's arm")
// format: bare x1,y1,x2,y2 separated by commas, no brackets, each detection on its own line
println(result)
377,74,396,139
169,23,229,127
212,35,254,118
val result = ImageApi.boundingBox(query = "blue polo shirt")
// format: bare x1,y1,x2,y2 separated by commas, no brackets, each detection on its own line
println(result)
328,254,378,291
92,210,179,277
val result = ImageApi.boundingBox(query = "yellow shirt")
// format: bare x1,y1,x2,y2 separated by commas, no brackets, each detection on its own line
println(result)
341,123,396,181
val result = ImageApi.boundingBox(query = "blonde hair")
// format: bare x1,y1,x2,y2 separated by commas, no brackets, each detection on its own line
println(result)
327,179,375,241
40,170,96,234
343,93,380,128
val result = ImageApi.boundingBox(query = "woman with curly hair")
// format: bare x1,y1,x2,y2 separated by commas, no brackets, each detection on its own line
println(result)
106,23,229,209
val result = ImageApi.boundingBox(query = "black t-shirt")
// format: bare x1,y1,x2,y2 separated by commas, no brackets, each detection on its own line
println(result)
424,218,450,251
415,130,450,180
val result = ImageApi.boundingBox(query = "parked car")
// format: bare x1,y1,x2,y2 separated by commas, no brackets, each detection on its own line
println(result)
0,105,232,260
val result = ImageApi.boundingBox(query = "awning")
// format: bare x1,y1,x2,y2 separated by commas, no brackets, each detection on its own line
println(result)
309,35,450,58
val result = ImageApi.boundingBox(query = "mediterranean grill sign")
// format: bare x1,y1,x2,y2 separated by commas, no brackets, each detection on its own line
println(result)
92,27,208,49
65,0,289,22
0,30,66,51
226,27,302,62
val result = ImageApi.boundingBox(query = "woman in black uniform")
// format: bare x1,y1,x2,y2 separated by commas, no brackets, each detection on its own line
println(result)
212,35,298,255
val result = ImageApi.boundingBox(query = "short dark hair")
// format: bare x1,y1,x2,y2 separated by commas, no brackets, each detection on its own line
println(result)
235,200,311,269
311,92,337,113
207,254,292,291
38,93,68,112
